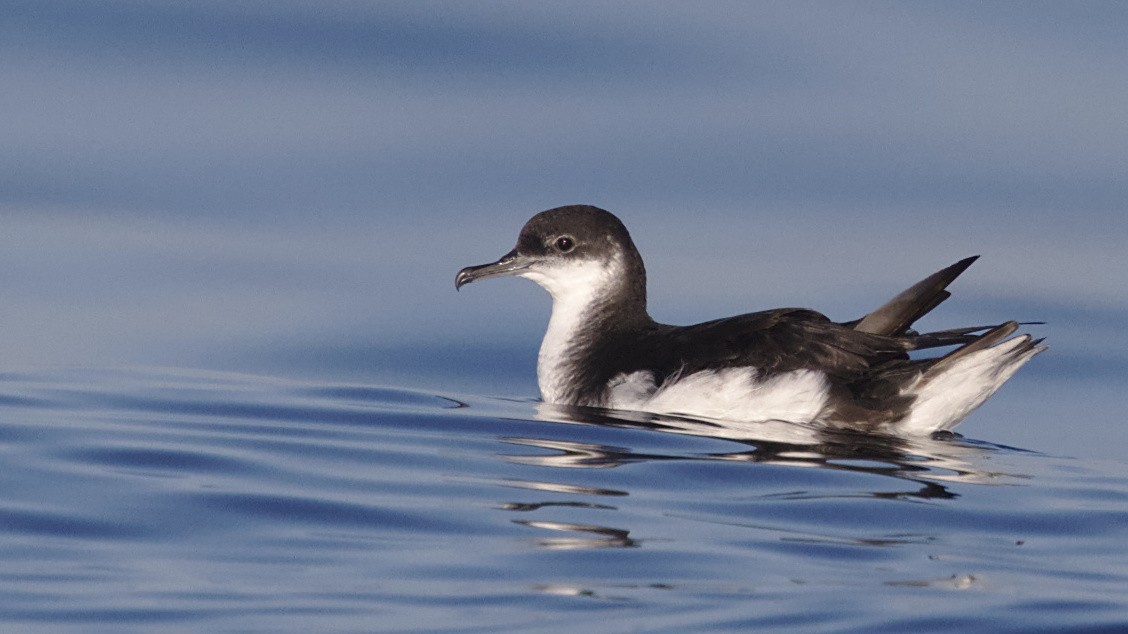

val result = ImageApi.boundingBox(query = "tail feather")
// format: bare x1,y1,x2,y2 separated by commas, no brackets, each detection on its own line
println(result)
843,255,1046,434
906,323,1006,350
900,321,1047,351
927,321,1020,370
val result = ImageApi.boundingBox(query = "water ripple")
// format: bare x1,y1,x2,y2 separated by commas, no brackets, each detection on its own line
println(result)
0,368,1126,631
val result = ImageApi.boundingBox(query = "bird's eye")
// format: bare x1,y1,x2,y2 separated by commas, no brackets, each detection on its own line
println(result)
554,236,575,253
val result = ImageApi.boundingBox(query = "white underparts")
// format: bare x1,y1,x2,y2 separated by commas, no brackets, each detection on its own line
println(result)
606,367,831,424
605,335,1042,434
894,335,1043,434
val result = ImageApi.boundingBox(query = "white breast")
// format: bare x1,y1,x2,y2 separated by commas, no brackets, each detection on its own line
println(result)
519,256,624,405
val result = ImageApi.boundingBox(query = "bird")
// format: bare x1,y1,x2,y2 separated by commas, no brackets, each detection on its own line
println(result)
455,205,1045,435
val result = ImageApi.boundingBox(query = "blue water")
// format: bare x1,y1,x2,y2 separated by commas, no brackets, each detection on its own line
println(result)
2,367,1126,632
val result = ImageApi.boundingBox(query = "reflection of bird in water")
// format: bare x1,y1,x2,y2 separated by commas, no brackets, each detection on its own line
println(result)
492,405,1023,552
458,205,1044,435
524,403,1021,490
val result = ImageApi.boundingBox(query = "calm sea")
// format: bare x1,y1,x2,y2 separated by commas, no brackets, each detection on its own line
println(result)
1,365,1125,632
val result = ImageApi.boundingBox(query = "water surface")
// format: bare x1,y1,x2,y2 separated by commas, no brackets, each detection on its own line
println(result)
1,368,1125,632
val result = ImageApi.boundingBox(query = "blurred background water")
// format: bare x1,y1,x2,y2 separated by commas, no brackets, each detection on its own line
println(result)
1,1,1127,631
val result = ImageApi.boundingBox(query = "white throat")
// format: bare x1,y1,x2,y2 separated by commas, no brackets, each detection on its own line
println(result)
519,256,623,404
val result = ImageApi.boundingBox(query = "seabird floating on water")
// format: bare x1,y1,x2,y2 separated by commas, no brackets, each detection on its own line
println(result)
456,205,1044,435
